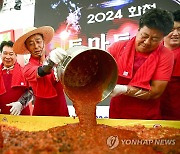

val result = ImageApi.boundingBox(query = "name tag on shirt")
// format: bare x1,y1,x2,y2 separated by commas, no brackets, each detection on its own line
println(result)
123,71,128,76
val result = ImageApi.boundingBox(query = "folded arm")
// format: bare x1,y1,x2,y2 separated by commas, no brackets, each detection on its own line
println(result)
110,80,168,100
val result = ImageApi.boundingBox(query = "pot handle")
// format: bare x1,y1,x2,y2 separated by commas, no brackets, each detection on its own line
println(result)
53,55,72,81
61,55,72,69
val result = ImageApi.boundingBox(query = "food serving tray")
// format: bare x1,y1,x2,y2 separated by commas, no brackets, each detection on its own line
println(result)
0,114,179,131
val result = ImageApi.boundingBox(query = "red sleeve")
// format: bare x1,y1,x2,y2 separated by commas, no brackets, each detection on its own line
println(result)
23,63,57,98
107,40,127,59
152,47,174,81
23,63,39,82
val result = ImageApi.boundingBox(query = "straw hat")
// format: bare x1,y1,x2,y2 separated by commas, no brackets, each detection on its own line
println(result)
13,26,54,54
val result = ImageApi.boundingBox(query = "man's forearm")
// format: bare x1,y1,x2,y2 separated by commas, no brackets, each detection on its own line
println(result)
18,90,34,108
124,86,152,100
38,59,55,77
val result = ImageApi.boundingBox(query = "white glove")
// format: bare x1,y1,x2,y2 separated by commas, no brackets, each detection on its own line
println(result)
49,47,67,64
6,102,23,115
110,85,128,97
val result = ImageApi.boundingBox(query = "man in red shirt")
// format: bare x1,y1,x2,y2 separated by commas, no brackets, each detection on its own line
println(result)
0,41,31,115
107,8,174,119
161,10,180,120
13,26,69,116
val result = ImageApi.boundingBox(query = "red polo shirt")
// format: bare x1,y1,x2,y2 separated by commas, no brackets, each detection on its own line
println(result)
108,38,173,119
23,56,69,116
0,62,30,115
161,47,180,120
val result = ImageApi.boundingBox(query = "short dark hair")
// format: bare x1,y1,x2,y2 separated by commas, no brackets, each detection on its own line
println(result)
139,8,174,36
172,10,180,22
0,40,14,53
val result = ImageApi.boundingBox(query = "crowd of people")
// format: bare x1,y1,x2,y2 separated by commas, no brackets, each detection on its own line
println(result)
0,8,179,120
